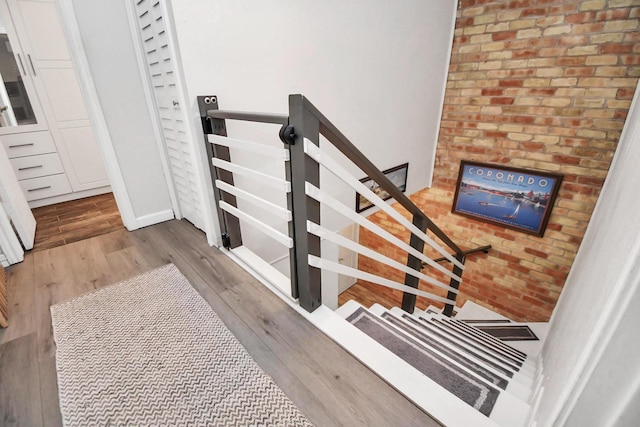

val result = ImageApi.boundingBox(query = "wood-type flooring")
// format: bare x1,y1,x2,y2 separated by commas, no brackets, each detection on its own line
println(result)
0,220,440,427
31,193,124,252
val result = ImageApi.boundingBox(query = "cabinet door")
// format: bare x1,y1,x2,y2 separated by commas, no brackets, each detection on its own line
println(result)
0,143,35,252
0,0,48,134
8,0,110,192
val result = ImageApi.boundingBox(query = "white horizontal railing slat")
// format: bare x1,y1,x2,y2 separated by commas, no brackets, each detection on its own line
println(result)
208,134,290,160
307,220,456,294
305,182,462,282
216,180,291,221
212,158,291,192
304,139,463,270
308,255,455,306
219,201,293,248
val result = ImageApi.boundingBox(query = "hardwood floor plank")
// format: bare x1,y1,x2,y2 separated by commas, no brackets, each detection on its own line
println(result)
32,193,124,252
0,257,36,345
0,334,43,427
0,221,440,427
220,281,438,426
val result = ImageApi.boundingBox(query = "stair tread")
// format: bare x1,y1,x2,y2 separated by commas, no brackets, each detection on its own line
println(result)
390,307,536,372
387,308,535,389
345,305,531,425
378,309,533,401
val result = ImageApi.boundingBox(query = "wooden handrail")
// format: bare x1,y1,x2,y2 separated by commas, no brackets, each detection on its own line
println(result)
427,245,492,265
292,94,465,257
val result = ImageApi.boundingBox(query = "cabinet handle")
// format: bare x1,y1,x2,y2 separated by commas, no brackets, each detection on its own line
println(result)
8,142,35,148
16,54,26,75
28,54,36,76
18,165,44,171
28,185,51,192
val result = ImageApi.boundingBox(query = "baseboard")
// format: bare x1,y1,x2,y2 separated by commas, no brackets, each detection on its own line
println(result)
28,186,112,209
133,209,175,229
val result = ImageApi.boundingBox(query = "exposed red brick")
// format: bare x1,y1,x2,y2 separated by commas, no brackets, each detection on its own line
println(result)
458,17,475,27
491,97,515,105
356,0,640,322
513,49,538,59
595,8,630,21
564,67,595,77
493,31,518,41
601,43,634,54
524,247,548,259
565,12,596,24
482,88,504,96
556,57,586,66
522,8,546,17
485,131,508,138
529,88,557,96
499,79,524,87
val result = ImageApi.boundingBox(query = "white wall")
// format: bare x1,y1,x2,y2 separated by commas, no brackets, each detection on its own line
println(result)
70,0,173,224
169,0,456,264
535,84,640,426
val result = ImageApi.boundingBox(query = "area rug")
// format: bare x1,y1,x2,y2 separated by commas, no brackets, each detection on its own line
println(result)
50,264,313,426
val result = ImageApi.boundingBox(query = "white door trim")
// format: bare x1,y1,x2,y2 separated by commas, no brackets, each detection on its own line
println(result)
162,0,218,246
123,0,181,220
124,0,219,246
542,83,640,426
56,0,137,230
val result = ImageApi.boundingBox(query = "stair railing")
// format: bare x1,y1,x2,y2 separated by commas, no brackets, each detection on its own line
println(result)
200,94,487,316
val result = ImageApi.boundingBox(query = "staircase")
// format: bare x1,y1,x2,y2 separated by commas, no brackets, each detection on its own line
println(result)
336,300,547,427
198,95,547,426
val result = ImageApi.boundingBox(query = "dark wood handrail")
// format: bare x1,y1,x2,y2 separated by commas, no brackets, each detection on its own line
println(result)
207,97,466,257
426,245,492,265
292,94,465,257
207,110,288,125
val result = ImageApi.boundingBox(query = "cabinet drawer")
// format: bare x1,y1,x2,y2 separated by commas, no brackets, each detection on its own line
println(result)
10,153,65,180
19,174,72,202
1,132,57,158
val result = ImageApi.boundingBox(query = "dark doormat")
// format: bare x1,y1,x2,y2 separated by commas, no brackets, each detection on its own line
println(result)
475,325,539,341
463,319,512,324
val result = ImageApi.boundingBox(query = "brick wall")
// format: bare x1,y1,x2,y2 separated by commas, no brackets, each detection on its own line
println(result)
358,0,639,321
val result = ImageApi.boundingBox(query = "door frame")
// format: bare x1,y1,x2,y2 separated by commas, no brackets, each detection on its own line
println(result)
122,0,181,221
123,0,219,246
56,0,137,230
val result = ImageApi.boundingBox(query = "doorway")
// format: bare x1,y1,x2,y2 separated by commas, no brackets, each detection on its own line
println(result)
0,0,123,256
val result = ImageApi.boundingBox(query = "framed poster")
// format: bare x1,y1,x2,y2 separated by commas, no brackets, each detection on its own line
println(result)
452,161,563,236
356,163,408,213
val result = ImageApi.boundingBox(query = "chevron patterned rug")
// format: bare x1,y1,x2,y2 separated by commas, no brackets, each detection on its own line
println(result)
50,264,313,426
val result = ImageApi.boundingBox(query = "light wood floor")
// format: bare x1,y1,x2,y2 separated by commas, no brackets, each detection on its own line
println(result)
31,193,124,252
0,220,440,427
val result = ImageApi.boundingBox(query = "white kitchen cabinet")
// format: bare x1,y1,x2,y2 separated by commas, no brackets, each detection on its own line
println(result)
0,0,109,206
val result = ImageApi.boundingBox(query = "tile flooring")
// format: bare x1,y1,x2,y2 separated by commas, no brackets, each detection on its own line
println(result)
31,193,124,252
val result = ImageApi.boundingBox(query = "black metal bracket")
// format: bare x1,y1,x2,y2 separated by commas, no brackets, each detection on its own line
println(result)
198,95,242,250
279,124,296,145
424,245,492,267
